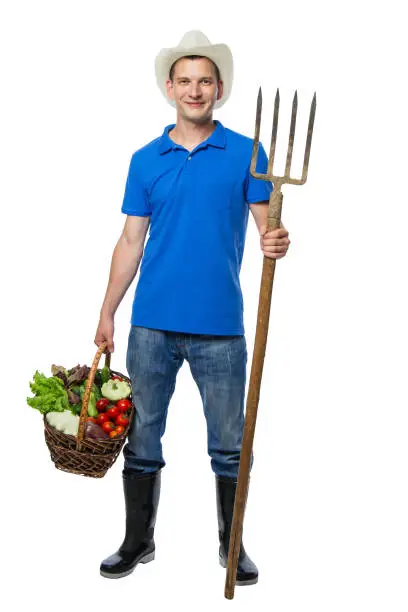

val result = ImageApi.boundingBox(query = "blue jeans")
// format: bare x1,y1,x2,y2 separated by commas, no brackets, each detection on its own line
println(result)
122,325,254,479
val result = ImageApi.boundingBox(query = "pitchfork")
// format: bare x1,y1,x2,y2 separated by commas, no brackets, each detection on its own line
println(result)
224,88,317,599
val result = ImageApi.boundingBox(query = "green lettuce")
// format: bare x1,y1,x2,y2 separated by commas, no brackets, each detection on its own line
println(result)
27,371,70,415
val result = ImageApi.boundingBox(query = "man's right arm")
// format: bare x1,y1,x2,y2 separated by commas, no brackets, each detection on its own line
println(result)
94,215,150,352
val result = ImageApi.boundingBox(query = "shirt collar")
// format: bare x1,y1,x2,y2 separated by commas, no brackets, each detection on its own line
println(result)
158,120,226,155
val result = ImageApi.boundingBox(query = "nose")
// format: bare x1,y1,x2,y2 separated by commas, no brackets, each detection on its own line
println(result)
189,81,202,98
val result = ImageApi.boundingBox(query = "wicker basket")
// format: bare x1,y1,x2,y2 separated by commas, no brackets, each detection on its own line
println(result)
43,341,134,478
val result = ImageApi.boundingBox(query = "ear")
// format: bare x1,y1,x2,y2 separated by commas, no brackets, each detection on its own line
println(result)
165,79,174,100
217,80,224,101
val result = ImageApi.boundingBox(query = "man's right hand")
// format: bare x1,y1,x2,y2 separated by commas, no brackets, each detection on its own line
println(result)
94,313,115,353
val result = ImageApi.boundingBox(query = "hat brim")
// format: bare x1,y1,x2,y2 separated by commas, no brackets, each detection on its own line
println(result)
155,42,233,110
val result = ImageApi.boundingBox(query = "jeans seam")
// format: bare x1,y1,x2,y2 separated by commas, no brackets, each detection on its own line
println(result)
158,360,180,438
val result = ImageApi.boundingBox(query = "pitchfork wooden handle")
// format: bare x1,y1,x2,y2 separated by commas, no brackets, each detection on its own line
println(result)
266,189,283,231
224,190,283,599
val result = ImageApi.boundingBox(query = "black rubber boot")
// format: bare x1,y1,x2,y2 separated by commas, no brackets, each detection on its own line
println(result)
216,475,258,586
100,469,161,579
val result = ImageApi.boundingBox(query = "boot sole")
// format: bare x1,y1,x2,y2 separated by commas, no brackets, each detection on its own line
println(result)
219,555,258,586
100,550,155,579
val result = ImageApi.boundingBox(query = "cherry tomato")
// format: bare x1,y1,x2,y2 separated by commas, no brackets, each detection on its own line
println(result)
115,414,129,427
96,398,110,412
106,406,120,420
115,425,125,435
96,413,110,426
102,421,115,433
116,399,132,412
87,417,98,423
109,429,121,438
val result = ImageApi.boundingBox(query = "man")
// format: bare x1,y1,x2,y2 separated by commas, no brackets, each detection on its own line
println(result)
95,31,290,586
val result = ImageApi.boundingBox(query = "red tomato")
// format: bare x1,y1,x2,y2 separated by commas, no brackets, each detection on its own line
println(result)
116,399,132,412
96,413,110,426
102,421,115,433
106,406,120,420
96,398,110,412
109,429,121,439
115,414,129,427
115,425,125,435
87,417,98,423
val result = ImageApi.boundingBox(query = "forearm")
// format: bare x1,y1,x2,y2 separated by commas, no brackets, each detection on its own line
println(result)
249,202,286,234
100,236,144,317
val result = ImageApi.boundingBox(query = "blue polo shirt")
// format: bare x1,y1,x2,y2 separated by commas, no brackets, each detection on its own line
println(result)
121,120,273,335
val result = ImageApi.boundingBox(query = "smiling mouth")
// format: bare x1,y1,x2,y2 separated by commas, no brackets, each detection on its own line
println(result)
186,102,203,107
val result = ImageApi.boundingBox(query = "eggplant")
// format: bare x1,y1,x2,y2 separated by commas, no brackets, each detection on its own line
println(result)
85,421,109,440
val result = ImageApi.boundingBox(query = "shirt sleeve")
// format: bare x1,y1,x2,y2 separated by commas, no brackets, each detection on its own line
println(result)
121,154,151,216
244,142,273,204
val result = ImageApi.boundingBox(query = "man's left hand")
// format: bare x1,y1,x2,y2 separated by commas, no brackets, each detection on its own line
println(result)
259,223,291,259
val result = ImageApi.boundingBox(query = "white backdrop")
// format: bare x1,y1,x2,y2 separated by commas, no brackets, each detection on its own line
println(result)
1,0,407,610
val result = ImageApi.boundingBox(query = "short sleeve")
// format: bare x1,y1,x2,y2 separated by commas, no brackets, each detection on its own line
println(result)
121,154,151,216
244,142,273,204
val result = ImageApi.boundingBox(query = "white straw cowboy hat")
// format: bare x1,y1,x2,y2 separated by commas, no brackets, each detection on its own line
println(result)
154,30,233,110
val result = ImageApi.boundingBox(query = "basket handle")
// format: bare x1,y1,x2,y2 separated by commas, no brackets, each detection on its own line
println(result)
76,341,111,450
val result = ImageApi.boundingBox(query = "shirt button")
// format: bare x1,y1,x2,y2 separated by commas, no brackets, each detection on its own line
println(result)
187,156,191,160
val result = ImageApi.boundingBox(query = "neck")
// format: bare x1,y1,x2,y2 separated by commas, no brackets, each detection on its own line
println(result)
169,116,216,150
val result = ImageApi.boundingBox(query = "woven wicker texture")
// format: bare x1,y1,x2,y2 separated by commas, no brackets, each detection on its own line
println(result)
43,341,134,478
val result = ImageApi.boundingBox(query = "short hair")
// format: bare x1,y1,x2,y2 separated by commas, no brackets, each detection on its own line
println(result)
169,55,221,82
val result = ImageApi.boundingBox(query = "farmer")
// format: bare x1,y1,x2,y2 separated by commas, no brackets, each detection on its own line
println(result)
95,30,290,585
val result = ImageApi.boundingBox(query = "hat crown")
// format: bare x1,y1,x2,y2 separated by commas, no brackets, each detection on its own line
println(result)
177,30,212,50
155,30,233,110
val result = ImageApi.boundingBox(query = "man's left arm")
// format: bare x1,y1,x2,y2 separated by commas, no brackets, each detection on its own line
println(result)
249,202,291,259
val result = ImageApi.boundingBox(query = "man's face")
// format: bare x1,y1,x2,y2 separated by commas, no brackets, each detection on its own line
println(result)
165,57,223,124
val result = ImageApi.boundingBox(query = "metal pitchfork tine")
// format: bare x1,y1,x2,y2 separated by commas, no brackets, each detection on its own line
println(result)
224,88,316,600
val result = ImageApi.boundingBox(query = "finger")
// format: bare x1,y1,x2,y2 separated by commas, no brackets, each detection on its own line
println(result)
263,252,280,259
263,250,286,259
95,337,109,352
264,228,288,238
262,245,288,254
264,233,290,241
262,238,290,246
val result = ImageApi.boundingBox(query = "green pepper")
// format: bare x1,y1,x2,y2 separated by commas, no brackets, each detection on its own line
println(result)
87,391,98,418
